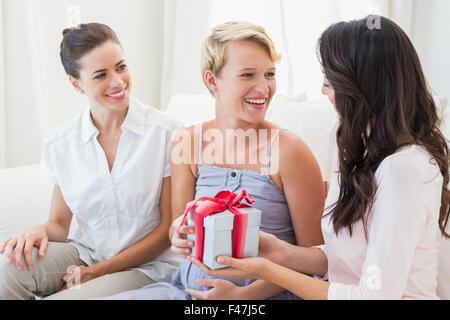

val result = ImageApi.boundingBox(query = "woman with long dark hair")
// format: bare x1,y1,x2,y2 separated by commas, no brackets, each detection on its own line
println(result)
190,16,450,299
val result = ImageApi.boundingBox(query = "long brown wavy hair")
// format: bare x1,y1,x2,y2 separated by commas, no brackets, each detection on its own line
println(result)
318,16,450,239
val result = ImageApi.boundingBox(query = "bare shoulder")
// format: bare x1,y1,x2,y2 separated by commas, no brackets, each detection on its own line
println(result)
262,120,308,151
279,130,313,159
171,121,215,178
173,120,214,141
277,129,321,176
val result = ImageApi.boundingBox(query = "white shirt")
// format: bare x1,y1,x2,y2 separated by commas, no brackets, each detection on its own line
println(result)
41,97,184,282
321,145,443,299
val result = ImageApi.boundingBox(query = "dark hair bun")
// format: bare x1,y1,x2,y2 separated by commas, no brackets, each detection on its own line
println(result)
59,23,121,79
62,27,75,37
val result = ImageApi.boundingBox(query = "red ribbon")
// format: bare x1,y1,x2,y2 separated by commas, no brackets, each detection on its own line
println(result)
177,190,255,262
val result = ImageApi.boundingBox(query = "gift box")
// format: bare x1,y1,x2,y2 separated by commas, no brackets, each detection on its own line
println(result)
177,190,262,269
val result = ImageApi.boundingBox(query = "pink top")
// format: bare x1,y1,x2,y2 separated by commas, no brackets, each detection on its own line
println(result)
320,145,443,299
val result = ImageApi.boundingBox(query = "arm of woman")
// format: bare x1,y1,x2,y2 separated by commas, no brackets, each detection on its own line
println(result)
187,273,288,300
214,152,442,300
207,255,330,300
168,127,197,250
92,177,173,276
0,185,72,271
278,131,326,248
2,131,75,271
189,232,330,299
236,132,327,298
45,185,74,242
189,241,326,299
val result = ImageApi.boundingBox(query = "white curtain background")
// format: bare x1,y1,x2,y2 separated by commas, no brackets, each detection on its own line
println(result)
0,0,449,168
0,1,5,168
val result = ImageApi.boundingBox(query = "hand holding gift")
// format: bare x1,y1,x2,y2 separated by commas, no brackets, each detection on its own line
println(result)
170,214,195,257
188,231,287,281
176,190,262,269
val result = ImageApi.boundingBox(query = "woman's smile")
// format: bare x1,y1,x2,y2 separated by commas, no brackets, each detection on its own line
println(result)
105,86,127,100
243,96,268,111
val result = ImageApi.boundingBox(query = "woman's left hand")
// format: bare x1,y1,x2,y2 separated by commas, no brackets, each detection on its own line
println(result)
187,255,269,280
186,278,245,300
59,265,102,291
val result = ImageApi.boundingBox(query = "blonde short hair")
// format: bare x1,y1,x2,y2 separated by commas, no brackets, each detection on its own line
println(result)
201,21,281,92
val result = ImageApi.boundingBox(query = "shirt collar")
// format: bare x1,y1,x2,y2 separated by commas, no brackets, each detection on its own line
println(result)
81,108,98,144
80,97,145,145
120,97,145,136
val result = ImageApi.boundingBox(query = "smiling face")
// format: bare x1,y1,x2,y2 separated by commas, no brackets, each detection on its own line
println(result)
206,41,276,124
70,40,131,112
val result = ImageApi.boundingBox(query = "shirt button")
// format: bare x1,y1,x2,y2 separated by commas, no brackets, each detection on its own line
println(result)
231,172,236,177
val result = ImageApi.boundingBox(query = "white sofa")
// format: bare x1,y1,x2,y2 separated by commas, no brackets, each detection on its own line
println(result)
0,93,449,299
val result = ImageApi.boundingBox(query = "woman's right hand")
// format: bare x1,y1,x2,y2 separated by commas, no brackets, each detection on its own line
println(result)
187,231,287,280
170,215,195,258
0,225,48,271
256,231,287,265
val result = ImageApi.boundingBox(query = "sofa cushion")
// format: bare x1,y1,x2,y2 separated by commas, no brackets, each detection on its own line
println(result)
265,95,339,181
165,94,215,126
0,165,52,242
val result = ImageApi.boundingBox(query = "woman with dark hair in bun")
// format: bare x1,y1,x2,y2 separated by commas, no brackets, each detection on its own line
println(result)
190,16,450,300
0,23,183,299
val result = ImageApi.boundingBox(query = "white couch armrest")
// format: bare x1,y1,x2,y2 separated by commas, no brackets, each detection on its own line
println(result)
0,165,53,241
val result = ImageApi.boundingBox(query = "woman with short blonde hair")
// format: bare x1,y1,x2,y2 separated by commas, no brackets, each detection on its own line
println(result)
101,20,325,300
200,21,281,92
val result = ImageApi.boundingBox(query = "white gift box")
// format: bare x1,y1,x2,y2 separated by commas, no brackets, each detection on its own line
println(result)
187,207,262,269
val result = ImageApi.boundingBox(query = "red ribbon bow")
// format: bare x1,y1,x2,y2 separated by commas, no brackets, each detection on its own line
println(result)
177,190,255,262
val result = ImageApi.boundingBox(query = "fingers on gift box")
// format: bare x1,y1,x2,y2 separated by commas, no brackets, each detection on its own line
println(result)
178,190,262,269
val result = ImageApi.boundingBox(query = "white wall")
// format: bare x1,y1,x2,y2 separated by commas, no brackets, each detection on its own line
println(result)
412,0,450,100
0,2,6,168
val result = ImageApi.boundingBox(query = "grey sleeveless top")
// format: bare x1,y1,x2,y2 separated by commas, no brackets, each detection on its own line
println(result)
171,123,300,300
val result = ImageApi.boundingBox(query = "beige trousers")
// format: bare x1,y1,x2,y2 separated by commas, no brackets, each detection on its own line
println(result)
0,241,154,300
